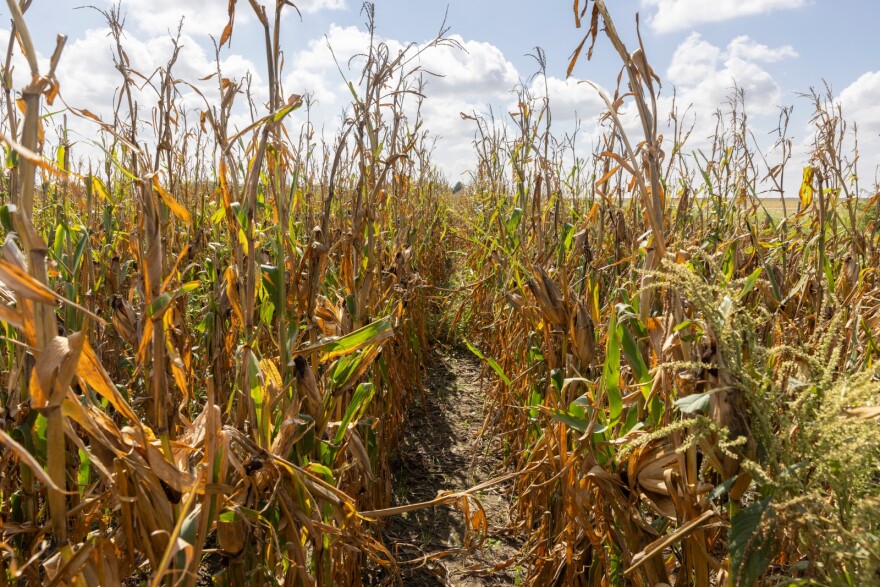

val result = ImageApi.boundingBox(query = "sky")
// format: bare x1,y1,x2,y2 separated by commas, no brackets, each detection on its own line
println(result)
3,0,879,193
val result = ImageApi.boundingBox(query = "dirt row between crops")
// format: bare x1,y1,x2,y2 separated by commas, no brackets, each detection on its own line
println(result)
373,347,524,586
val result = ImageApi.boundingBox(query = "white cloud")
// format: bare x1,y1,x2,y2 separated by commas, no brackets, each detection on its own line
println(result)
643,0,806,34
836,71,880,184
839,71,880,137
651,32,800,193
56,26,261,115
295,0,347,14
289,25,376,78
666,33,794,120
498,75,609,158
727,36,798,63
666,33,720,87
415,36,519,99
278,25,524,180
0,28,50,90
530,77,605,123
26,21,265,170
117,0,345,38
120,0,232,38
281,26,520,102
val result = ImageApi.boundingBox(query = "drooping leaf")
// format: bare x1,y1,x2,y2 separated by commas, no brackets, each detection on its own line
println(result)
219,0,235,46
0,428,70,493
464,339,511,386
152,176,192,224
549,409,590,433
272,94,303,122
296,317,394,363
739,267,763,299
619,323,651,397
147,292,173,318
334,382,376,444
78,338,141,424
0,258,57,304
91,176,111,202
328,344,382,393
260,264,282,310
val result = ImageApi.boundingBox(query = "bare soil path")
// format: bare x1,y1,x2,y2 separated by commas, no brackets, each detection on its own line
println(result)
376,347,523,586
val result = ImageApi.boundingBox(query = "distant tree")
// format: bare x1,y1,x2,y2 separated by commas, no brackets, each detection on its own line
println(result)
452,181,464,194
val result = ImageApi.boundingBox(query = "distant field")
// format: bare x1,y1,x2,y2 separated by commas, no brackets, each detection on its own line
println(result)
758,198,875,223
604,198,869,222
758,198,800,219
605,198,801,219
758,198,800,214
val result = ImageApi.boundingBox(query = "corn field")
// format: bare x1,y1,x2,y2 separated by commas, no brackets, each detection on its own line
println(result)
0,0,878,585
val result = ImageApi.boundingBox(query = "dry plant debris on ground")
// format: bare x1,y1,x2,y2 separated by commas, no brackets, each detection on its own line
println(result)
375,349,521,586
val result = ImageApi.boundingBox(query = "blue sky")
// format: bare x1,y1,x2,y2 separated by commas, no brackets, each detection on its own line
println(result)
4,0,879,192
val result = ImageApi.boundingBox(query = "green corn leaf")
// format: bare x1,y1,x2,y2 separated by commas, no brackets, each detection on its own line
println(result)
296,317,394,363
739,267,763,299
334,382,376,444
603,312,622,423
465,339,511,386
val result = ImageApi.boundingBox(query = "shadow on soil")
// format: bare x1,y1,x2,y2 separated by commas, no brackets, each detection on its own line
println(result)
365,347,522,586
